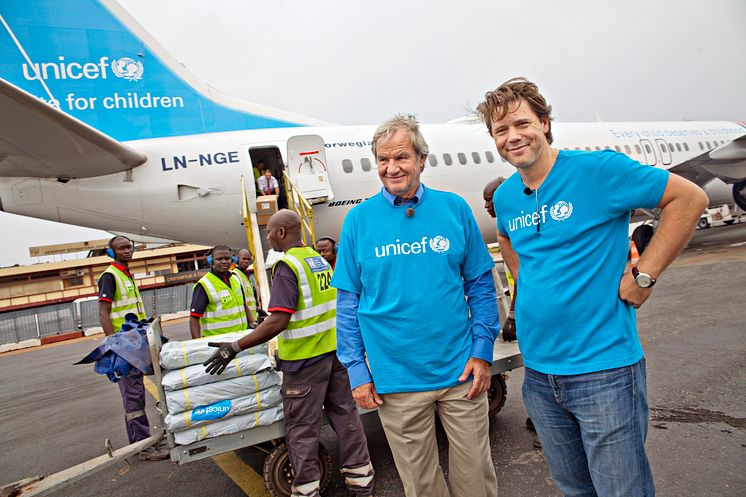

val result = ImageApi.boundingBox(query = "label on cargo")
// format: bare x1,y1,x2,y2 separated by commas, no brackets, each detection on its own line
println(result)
191,399,232,421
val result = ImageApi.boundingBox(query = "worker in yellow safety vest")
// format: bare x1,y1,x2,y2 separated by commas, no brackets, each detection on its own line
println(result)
97,235,168,461
189,245,254,338
231,248,260,323
204,210,375,497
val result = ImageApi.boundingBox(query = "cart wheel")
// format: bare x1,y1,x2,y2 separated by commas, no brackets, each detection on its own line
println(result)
487,374,507,417
263,442,332,497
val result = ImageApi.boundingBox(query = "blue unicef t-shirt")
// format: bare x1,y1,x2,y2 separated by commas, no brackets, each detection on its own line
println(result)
331,187,494,394
494,149,669,375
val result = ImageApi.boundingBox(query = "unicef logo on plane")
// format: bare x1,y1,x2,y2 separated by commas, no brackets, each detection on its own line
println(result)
429,236,450,253
550,201,574,221
111,57,144,81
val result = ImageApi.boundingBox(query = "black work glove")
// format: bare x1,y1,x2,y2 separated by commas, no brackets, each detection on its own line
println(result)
501,314,517,342
256,308,269,324
203,341,240,375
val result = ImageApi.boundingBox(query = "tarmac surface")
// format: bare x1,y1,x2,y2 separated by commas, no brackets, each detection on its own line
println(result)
1,223,744,497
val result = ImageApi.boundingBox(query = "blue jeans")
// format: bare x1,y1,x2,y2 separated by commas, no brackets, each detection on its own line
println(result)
522,359,654,497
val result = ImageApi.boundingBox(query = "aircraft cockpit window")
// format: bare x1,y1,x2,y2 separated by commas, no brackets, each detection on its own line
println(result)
485,151,495,163
342,159,353,173
471,152,481,164
361,158,372,172
428,154,438,167
634,145,642,154
683,143,690,151
624,145,632,154
443,153,453,166
457,153,467,165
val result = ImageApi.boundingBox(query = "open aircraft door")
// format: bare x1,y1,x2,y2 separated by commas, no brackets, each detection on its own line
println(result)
287,135,334,204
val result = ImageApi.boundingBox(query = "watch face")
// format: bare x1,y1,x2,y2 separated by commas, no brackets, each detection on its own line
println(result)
636,273,653,288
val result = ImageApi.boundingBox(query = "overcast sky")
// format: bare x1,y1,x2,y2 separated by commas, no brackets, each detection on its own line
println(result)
3,0,745,266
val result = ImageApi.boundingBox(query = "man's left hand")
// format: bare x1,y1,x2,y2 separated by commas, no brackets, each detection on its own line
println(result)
458,357,491,400
203,342,238,375
618,269,653,309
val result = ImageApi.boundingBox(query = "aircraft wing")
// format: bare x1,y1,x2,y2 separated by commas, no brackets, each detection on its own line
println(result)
0,78,146,179
668,133,746,185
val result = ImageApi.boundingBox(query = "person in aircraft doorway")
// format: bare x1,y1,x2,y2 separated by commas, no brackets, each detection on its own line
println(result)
314,236,338,270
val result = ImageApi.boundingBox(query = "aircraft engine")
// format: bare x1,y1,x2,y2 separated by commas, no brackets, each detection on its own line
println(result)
733,179,746,211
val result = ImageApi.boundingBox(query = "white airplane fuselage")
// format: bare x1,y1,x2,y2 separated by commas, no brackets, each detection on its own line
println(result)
1,120,743,248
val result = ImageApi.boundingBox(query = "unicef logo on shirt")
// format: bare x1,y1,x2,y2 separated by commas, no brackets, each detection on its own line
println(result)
429,236,450,253
550,201,574,221
111,57,144,81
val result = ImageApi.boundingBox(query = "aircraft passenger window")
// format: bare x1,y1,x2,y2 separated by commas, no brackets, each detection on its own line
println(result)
683,143,690,151
342,159,353,173
698,142,704,150
634,145,642,154
485,151,495,163
614,146,622,152
584,147,591,151
472,152,481,164
624,145,632,154
457,153,467,165
443,153,453,166
594,146,601,151
676,143,682,152
644,144,652,153
705,141,711,149
428,154,438,167
575,147,581,150
360,158,372,172
660,143,667,152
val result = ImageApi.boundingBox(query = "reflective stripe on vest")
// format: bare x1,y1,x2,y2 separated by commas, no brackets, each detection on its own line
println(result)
231,269,258,322
194,272,247,336
272,247,336,360
102,265,146,332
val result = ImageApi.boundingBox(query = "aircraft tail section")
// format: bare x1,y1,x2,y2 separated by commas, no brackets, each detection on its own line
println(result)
0,0,329,143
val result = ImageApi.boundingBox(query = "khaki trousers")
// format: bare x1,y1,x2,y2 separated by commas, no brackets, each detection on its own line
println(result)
377,381,497,497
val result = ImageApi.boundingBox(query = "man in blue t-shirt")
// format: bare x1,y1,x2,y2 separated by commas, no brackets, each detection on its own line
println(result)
332,115,500,497
477,78,708,497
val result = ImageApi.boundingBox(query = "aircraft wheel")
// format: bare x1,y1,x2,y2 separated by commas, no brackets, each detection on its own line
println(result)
263,442,332,497
488,374,508,417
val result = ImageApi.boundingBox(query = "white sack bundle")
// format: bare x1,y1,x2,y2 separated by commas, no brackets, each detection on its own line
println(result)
173,404,284,445
164,386,282,431
161,353,272,391
165,370,281,415
159,332,268,370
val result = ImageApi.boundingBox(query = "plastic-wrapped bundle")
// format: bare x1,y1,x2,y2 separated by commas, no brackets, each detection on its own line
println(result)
164,386,282,431
165,370,281,415
159,332,268,370
174,404,284,445
161,354,272,391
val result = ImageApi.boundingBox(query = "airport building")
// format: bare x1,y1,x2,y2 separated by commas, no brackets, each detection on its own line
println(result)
0,242,211,311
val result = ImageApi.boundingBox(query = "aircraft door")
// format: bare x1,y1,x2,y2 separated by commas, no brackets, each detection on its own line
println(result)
286,135,334,203
655,139,672,165
639,139,657,166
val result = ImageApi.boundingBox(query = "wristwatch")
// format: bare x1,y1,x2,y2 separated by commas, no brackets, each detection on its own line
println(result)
632,266,656,288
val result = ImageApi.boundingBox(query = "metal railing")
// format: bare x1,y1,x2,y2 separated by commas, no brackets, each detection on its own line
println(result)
282,170,316,246
240,175,271,308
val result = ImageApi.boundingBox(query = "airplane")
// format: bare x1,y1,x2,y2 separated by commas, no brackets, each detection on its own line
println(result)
1,0,745,256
